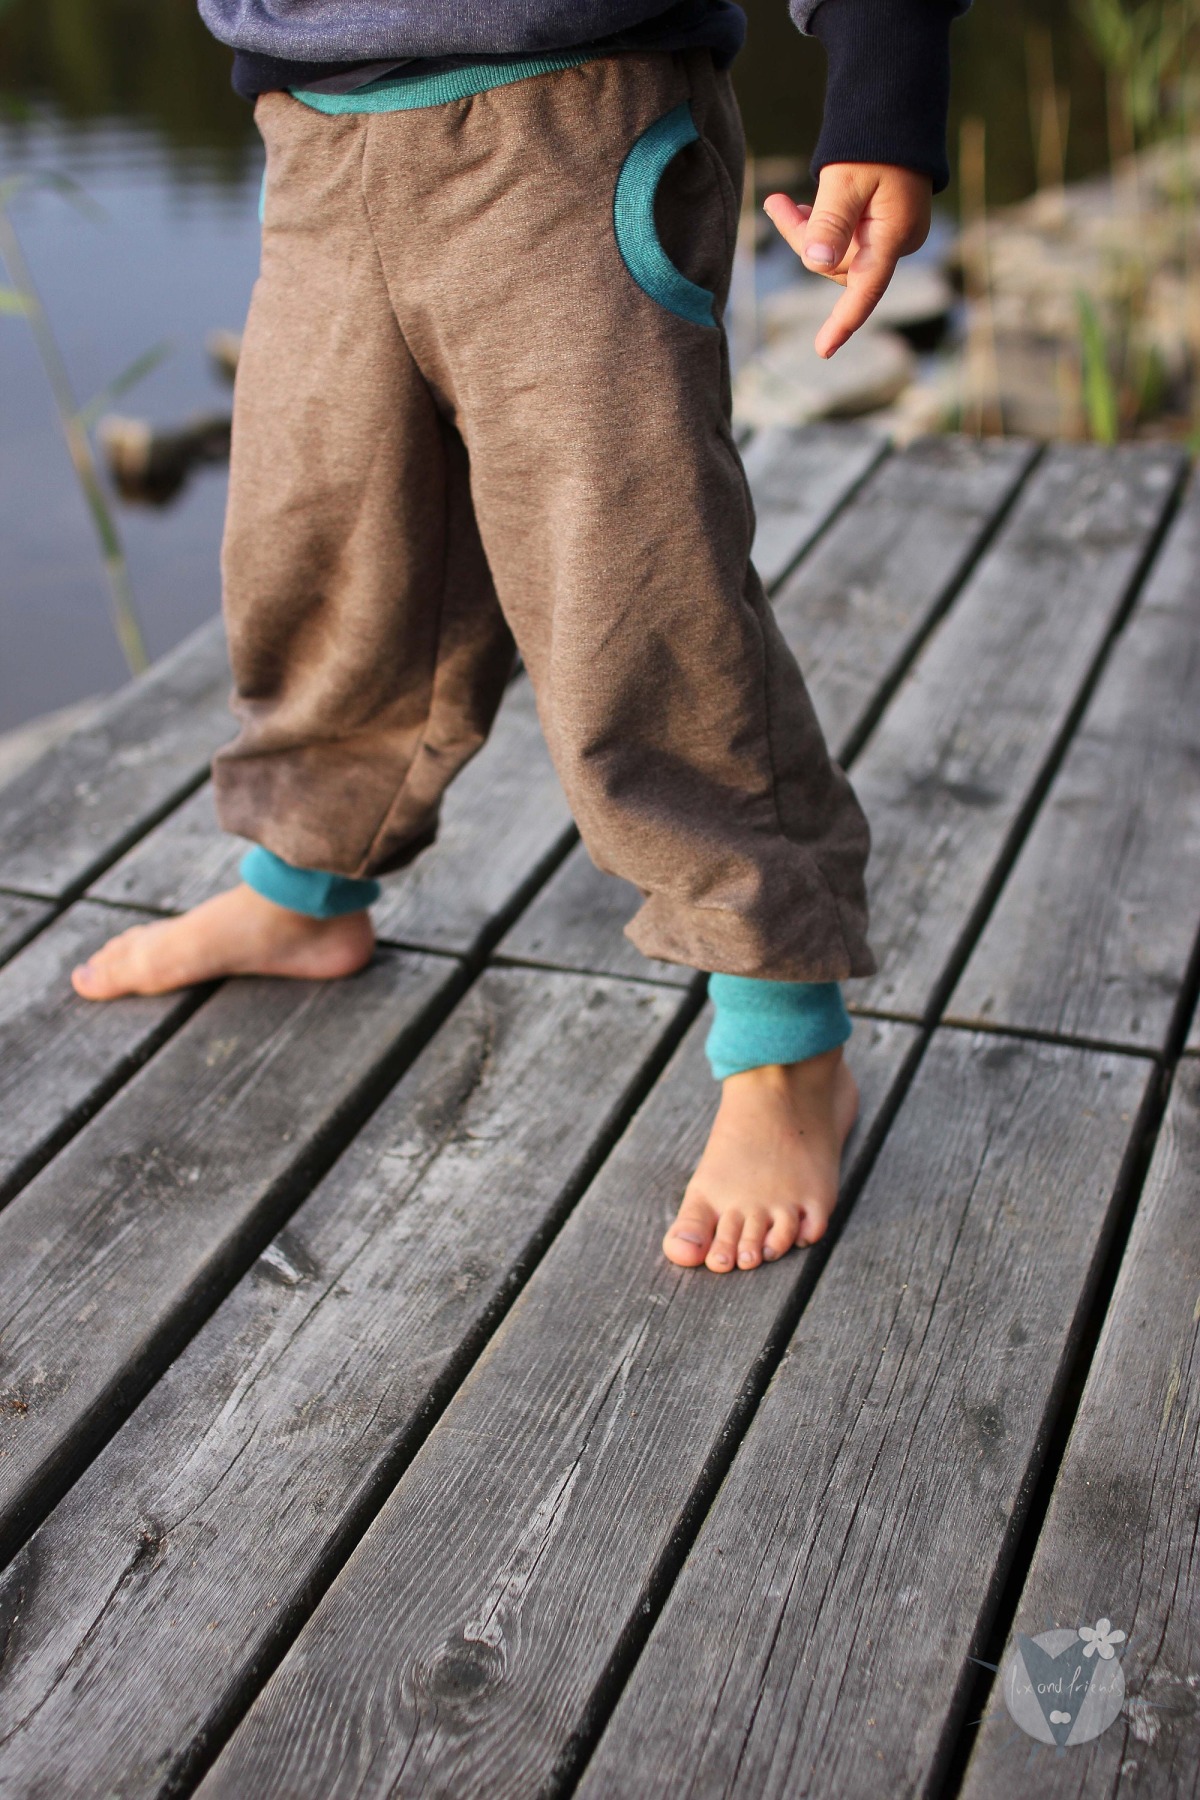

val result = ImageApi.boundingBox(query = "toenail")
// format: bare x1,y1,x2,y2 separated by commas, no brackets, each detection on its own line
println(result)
711,1252,731,1267
762,1245,779,1261
74,962,93,979
670,1230,706,1246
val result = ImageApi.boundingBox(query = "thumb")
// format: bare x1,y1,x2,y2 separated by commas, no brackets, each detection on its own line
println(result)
801,166,871,274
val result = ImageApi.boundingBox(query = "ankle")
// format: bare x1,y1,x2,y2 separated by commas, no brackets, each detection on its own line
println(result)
723,1044,844,1095
237,883,369,929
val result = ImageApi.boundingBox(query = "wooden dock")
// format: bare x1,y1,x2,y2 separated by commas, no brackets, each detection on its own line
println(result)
0,425,1197,1797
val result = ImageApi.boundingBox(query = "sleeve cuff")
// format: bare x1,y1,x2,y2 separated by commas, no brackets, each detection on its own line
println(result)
807,0,957,193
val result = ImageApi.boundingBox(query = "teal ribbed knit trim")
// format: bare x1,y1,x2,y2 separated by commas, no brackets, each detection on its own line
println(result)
240,846,381,918
291,53,591,114
614,103,717,328
705,975,852,1081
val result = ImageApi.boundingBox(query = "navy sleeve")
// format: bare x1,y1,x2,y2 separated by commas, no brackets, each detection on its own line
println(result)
796,0,969,193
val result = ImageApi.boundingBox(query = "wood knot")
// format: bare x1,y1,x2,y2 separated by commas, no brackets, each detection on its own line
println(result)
419,1637,505,1704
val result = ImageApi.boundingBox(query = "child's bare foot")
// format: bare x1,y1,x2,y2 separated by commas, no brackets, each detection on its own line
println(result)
71,884,376,1000
664,1046,859,1273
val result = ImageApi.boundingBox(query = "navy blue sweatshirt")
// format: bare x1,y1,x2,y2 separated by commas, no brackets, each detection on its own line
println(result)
198,0,970,190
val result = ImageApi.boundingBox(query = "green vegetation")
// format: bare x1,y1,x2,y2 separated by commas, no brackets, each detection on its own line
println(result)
0,172,167,672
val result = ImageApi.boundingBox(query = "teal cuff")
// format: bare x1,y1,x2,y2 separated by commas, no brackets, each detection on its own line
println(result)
705,975,852,1081
240,846,380,918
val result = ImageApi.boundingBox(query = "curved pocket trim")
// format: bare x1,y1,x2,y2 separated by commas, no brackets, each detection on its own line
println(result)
614,103,718,329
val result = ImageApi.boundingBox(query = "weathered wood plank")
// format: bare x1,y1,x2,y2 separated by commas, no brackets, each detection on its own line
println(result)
90,677,575,960
772,433,1036,758
0,894,53,967
0,619,232,901
0,948,461,1564
958,1059,1200,1795
575,1033,1154,1800
192,1015,919,1800
742,423,885,590
852,443,1184,1021
0,902,196,1209
948,475,1200,1052
498,846,693,987
501,436,1036,986
0,969,686,1800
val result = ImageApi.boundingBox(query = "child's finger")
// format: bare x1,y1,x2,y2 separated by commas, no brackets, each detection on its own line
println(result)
800,168,870,276
813,240,900,358
762,192,813,256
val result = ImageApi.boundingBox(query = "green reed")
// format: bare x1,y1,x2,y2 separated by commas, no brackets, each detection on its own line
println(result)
0,172,170,675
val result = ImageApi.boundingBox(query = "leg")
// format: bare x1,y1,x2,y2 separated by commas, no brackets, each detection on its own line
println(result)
76,96,514,1001
356,55,874,1266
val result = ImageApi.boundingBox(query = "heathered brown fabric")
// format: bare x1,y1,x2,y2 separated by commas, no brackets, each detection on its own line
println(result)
213,50,875,981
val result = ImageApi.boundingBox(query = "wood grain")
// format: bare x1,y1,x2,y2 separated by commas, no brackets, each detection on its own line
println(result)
497,843,694,986
0,970,685,1800
742,423,885,590
0,902,196,1209
502,437,1034,986
955,1058,1200,1796
193,1015,918,1800
0,895,52,968
90,677,575,960
948,475,1200,1051
576,1033,1154,1800
773,434,1036,759
851,444,1185,1020
0,948,460,1564
0,620,232,901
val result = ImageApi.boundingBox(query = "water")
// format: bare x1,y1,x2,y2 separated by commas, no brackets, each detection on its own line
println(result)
0,0,1107,731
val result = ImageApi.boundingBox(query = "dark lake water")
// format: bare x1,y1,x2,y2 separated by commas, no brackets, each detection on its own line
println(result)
0,0,1107,730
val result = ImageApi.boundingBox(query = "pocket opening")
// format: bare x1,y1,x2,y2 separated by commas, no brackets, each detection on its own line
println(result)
613,103,718,329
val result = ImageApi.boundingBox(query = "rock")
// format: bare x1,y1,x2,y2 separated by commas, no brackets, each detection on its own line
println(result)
99,412,232,505
868,358,965,444
206,329,242,385
761,264,956,349
733,327,915,430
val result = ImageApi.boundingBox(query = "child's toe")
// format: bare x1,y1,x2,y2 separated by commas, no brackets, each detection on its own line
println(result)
71,938,131,1000
762,1204,801,1262
705,1210,743,1274
736,1208,771,1269
663,1195,717,1267
797,1193,836,1247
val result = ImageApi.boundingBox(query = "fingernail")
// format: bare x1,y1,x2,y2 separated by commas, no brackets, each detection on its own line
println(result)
805,243,835,268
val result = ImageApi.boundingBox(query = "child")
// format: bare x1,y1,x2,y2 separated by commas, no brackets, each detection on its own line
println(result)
74,0,966,1274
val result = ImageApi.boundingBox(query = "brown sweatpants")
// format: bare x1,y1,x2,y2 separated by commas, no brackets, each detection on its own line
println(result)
213,49,875,982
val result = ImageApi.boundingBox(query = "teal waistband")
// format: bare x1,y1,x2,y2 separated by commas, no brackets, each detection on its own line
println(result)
291,53,593,115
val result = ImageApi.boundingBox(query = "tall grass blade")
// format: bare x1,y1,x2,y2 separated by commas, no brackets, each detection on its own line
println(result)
0,196,150,674
1077,289,1121,442
78,339,173,429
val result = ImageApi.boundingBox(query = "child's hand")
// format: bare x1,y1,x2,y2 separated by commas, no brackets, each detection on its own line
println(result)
763,164,933,359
